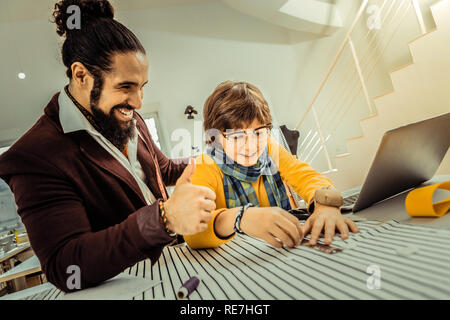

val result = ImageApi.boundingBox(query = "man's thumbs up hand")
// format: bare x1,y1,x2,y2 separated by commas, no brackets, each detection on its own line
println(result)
164,158,217,235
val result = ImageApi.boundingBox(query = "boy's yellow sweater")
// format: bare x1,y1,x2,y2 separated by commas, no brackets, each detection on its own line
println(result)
184,138,334,249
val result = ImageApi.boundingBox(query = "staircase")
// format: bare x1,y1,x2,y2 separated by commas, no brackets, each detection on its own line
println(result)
321,0,450,191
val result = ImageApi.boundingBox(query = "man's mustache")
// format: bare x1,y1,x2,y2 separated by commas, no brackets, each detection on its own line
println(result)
111,103,134,114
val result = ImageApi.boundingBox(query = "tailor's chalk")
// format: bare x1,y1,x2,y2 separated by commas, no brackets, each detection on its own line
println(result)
177,276,200,299
395,245,419,257
300,239,342,254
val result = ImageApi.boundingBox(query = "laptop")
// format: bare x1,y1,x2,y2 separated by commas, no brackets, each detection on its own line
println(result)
340,111,450,213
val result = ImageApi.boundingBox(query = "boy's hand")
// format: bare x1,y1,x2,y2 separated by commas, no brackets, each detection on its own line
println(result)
302,204,359,245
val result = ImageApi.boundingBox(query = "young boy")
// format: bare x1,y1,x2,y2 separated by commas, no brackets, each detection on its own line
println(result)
184,81,359,249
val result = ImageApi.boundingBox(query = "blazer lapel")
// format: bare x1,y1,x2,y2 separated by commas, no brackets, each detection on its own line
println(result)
68,130,148,206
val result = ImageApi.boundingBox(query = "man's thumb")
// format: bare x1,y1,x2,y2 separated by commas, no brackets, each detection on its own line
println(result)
176,158,196,185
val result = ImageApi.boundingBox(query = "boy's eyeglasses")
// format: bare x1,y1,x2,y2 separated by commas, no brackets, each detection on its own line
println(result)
221,124,272,143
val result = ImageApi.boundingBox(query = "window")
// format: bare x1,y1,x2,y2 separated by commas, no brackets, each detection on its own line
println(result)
0,146,10,155
0,184,19,230
143,113,165,153
0,146,22,231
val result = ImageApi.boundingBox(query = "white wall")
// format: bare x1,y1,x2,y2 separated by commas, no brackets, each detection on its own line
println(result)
114,0,300,156
0,0,443,166
0,0,302,156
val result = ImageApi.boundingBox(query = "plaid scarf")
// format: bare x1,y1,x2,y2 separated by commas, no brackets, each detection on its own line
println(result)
207,146,291,210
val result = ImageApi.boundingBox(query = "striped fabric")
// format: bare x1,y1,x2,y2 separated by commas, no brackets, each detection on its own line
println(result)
24,220,450,300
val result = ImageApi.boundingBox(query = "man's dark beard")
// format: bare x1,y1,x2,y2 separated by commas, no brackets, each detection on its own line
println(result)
89,76,136,152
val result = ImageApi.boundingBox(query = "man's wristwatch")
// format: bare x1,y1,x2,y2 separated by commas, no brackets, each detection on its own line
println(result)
308,186,344,214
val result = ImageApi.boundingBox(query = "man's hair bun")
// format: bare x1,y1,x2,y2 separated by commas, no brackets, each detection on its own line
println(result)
52,0,114,37
51,0,145,80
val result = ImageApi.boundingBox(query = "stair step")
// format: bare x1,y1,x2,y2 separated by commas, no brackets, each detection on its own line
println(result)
373,90,394,101
407,27,437,45
430,0,450,28
389,62,414,74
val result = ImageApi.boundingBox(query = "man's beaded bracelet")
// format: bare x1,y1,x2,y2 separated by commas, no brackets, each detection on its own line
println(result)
159,199,177,237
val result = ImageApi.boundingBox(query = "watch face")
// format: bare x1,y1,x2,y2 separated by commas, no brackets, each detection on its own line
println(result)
315,188,343,207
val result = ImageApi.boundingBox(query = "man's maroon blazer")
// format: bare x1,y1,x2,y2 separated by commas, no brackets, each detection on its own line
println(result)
0,93,187,292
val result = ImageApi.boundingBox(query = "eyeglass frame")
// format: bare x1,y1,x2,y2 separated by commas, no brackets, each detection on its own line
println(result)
220,123,273,142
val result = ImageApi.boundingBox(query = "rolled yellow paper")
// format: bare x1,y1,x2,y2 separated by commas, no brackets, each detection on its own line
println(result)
405,181,450,217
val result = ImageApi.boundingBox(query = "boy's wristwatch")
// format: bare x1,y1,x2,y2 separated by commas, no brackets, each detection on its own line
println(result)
234,203,253,234
308,187,344,214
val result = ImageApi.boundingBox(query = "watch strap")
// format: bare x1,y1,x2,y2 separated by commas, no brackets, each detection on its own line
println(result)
234,203,253,234
312,187,343,212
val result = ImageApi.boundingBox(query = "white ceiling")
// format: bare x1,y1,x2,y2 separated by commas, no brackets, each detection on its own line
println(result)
113,0,210,11
0,0,211,23
0,0,337,147
223,0,342,35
